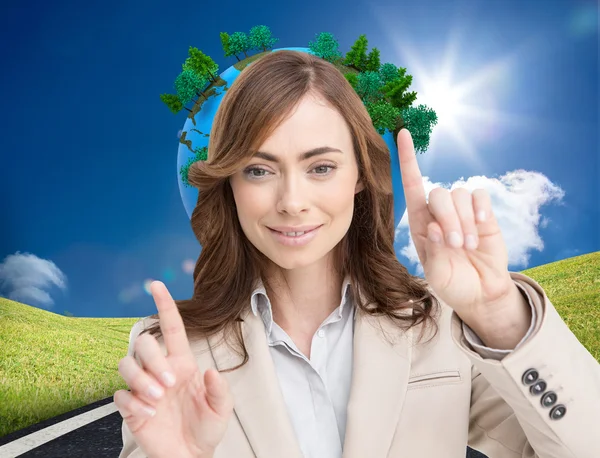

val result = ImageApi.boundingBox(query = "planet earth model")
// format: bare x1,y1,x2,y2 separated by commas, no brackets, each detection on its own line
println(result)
177,47,407,232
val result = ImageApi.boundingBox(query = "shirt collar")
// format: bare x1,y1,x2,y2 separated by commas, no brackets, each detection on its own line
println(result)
250,274,353,336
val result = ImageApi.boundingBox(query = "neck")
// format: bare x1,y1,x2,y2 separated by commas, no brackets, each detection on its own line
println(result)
264,256,344,337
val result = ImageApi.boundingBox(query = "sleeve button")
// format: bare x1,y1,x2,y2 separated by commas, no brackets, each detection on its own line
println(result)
529,379,547,395
550,404,567,420
522,368,538,385
541,391,557,408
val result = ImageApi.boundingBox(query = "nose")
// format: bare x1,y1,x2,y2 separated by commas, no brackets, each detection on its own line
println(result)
275,172,310,216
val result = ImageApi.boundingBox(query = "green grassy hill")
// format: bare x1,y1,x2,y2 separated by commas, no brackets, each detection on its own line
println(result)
0,250,598,438
0,305,139,438
519,251,600,359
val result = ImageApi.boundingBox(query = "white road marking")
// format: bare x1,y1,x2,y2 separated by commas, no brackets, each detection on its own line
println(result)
0,402,119,458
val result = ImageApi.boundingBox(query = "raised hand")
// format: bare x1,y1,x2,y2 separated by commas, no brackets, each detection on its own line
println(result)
397,129,520,326
114,281,234,458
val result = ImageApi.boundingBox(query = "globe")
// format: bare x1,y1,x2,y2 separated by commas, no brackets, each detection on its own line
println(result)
177,47,407,233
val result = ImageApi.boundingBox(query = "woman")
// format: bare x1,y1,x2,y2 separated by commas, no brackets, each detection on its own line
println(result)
115,50,600,458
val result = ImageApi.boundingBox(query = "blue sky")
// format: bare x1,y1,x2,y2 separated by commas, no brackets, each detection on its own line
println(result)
0,0,597,318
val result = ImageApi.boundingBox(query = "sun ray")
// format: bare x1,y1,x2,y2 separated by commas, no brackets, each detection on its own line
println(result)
369,7,547,163
454,104,544,128
450,54,516,100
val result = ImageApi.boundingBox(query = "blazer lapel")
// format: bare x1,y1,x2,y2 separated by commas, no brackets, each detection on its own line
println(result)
342,299,414,458
208,308,305,458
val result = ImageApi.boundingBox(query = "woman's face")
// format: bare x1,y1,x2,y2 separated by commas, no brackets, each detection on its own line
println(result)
229,92,364,271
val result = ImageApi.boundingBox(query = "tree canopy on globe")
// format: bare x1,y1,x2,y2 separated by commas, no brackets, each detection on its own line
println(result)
159,25,438,188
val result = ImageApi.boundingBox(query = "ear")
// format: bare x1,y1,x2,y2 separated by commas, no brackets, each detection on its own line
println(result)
355,178,365,194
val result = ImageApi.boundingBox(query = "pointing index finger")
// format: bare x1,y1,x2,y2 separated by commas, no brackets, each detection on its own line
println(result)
150,281,193,359
397,129,428,221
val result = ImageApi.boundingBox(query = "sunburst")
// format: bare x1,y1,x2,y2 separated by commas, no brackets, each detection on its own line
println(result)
370,12,544,169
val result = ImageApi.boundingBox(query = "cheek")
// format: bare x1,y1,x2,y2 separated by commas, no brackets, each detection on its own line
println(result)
321,174,358,212
232,182,270,225
313,188,356,237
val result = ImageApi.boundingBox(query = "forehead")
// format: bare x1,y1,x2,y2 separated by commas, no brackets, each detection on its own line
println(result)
257,94,352,154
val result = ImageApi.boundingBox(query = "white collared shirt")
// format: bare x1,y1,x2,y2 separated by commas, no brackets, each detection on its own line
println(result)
250,277,535,458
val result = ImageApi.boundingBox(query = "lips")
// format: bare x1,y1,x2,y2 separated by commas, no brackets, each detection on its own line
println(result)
272,229,310,237
268,225,322,235
267,224,322,246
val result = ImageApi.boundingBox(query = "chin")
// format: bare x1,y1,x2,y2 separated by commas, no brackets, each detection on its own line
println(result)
248,226,346,271
268,251,322,270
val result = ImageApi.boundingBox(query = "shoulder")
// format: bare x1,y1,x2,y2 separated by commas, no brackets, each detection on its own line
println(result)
126,316,159,361
128,316,159,342
127,315,215,363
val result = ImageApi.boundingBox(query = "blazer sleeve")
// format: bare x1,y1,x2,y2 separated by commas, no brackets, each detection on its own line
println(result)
119,317,153,458
450,271,600,458
462,282,537,359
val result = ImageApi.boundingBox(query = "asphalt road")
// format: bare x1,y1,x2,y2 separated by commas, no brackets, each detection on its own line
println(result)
0,396,489,457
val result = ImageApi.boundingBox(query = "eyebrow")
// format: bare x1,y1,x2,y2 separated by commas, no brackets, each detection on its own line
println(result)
252,146,343,163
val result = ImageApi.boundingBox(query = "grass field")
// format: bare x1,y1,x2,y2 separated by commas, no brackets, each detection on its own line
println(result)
0,251,598,438
519,251,600,359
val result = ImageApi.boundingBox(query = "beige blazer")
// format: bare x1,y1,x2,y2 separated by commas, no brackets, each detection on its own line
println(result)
120,272,600,458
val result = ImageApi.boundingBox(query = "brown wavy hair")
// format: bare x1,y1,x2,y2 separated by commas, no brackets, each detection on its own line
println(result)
137,50,440,371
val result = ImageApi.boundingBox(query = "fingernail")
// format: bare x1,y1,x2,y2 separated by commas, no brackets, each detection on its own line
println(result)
477,211,486,222
143,406,156,417
148,385,164,399
448,232,462,248
465,234,478,250
161,371,176,387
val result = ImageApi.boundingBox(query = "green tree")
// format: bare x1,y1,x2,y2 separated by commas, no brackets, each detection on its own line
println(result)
356,71,383,103
343,34,369,71
160,93,188,114
379,62,400,84
220,32,232,58
180,146,208,187
381,67,417,111
365,100,401,134
174,69,208,105
182,47,219,83
308,32,342,63
365,47,381,72
229,32,251,59
344,72,359,90
401,104,438,153
249,25,278,52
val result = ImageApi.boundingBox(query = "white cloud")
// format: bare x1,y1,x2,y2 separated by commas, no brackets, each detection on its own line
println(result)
395,169,565,274
0,252,67,309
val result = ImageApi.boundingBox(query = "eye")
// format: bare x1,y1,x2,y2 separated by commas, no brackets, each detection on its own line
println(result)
243,166,271,179
311,164,336,175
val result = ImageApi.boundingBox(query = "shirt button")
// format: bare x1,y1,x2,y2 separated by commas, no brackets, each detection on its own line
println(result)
317,329,325,338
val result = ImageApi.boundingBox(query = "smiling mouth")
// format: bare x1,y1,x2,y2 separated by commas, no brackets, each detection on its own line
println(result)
268,226,321,237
